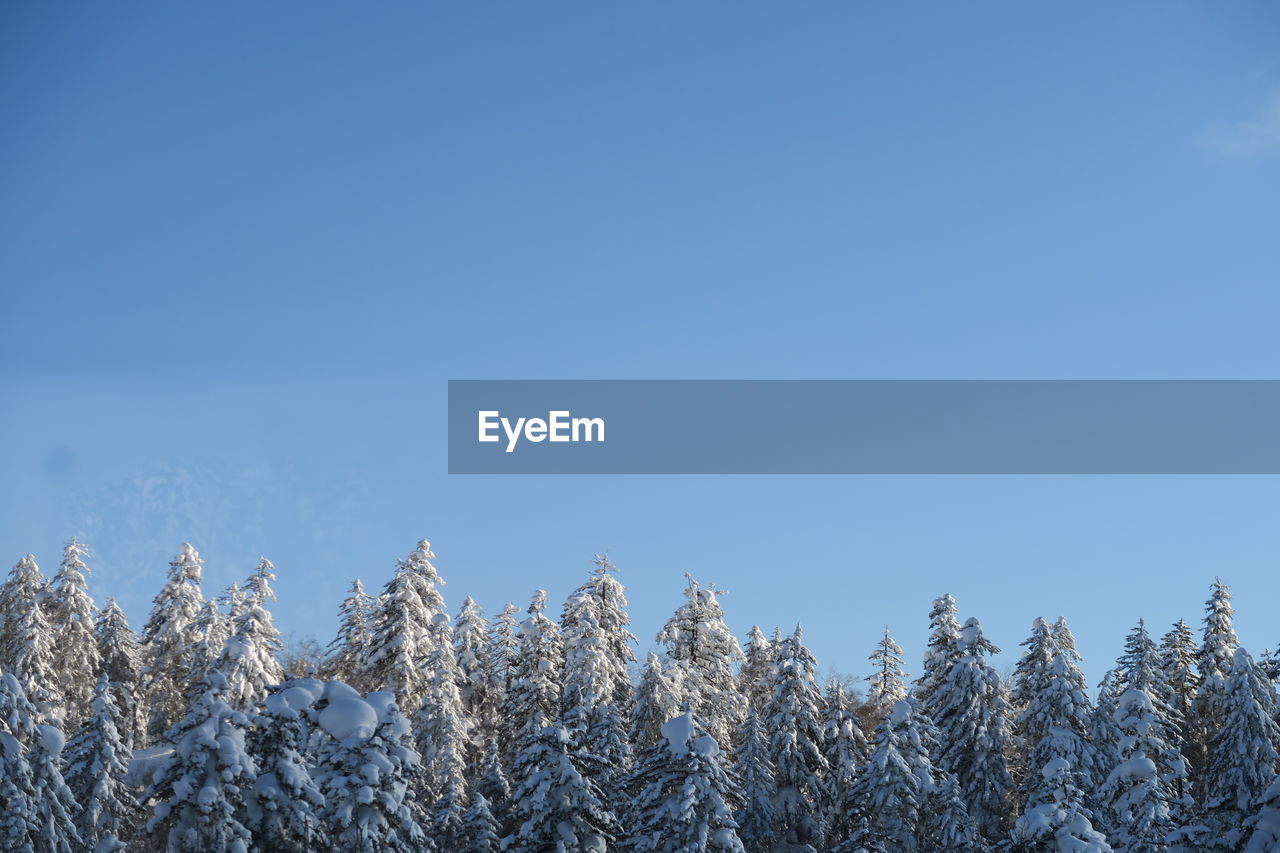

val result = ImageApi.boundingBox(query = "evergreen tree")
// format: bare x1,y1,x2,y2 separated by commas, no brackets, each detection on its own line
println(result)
61,674,137,853
1019,647,1105,812
562,554,637,709
1099,687,1174,853
834,699,932,853
185,596,231,702
502,590,564,763
365,540,449,712
46,539,100,730
0,672,84,853
414,640,473,810
140,543,206,740
0,554,47,673
488,602,521,693
244,681,327,853
460,791,502,853
1195,578,1242,805
631,651,687,750
505,724,621,853
656,575,746,750
455,595,497,727
313,685,431,852
738,625,775,715
7,576,62,724
472,734,511,818
926,772,983,853
931,616,1014,844
1199,648,1280,849
1158,618,1200,807
217,561,285,712
1088,670,1126,791
916,593,964,718
94,598,145,748
1011,757,1113,853
734,708,779,853
1011,617,1059,713
764,625,829,847
866,627,908,718
144,669,256,852
1243,774,1280,853
623,711,746,852
821,679,869,842
323,578,376,691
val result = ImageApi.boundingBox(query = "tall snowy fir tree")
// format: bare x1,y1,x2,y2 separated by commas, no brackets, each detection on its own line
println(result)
738,625,775,715
1158,619,1200,788
46,539,100,730
1243,775,1280,853
1088,670,1126,793
185,596,231,702
734,708,779,853
323,578,376,691
413,640,473,846
631,651,687,750
472,734,511,817
61,674,137,853
488,602,522,693
502,589,564,763
243,681,327,853
821,679,869,841
1194,579,1241,798
1018,646,1105,813
454,595,497,728
505,724,621,853
140,543,206,741
94,598,144,748
867,627,909,718
1198,647,1280,850
930,616,1014,845
460,792,502,853
1099,687,1175,853
623,711,746,853
1011,617,1059,713
216,559,285,712
365,540,449,711
0,554,46,674
916,593,964,719
313,686,430,852
656,575,746,750
1011,757,1113,853
6,575,62,724
563,554,638,708
144,670,257,852
763,625,829,848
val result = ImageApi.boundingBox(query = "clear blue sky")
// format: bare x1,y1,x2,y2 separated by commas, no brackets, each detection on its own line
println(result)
3,2,1279,686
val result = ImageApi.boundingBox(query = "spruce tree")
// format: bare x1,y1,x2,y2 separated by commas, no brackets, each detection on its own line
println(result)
0,554,47,674
1159,618,1200,805
738,625,775,715
834,699,932,853
7,577,62,724
413,640,473,812
631,651,687,750
488,602,521,693
916,593,964,719
821,679,869,842
623,711,746,852
931,616,1014,844
217,562,285,712
243,681,327,852
1099,687,1174,853
94,598,144,748
365,540,449,712
1019,648,1105,812
144,669,256,852
473,734,511,819
47,539,100,730
323,578,376,691
61,674,137,852
501,590,564,763
562,554,637,708
140,543,206,740
1011,757,1113,853
926,772,983,853
505,724,621,852
455,594,497,727
656,575,746,750
460,791,502,853
866,627,908,718
764,625,829,847
734,708,779,853
1243,775,1280,853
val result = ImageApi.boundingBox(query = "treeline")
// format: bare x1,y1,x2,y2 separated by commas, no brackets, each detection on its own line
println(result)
1,538,1279,853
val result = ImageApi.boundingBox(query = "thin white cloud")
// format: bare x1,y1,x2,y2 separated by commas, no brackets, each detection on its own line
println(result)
1204,91,1280,158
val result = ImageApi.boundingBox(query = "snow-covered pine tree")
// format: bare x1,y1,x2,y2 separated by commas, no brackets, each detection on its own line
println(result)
140,543,206,741
7,573,62,724
833,699,932,853
413,640,472,818
0,554,46,674
323,578,376,691
185,596,231,704
734,708,778,853
561,567,637,807
1088,670,1126,792
1018,646,1106,813
656,575,746,750
504,723,621,853
0,671,85,853
365,540,449,712
144,669,256,852
1159,618,1200,804
1194,578,1242,804
461,791,502,853
313,684,431,852
1242,774,1280,853
216,561,285,712
916,593,964,719
1011,617,1059,713
94,598,144,748
764,624,829,847
1011,756,1113,853
47,539,100,730
1198,647,1280,850
866,626,908,718
930,616,1014,845
926,772,983,853
623,711,746,853
1099,687,1174,853
61,673,137,853
738,625,775,715
488,602,521,693
631,651,687,750
501,590,564,764
473,734,511,819
243,681,327,853
820,679,869,842
454,595,497,728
